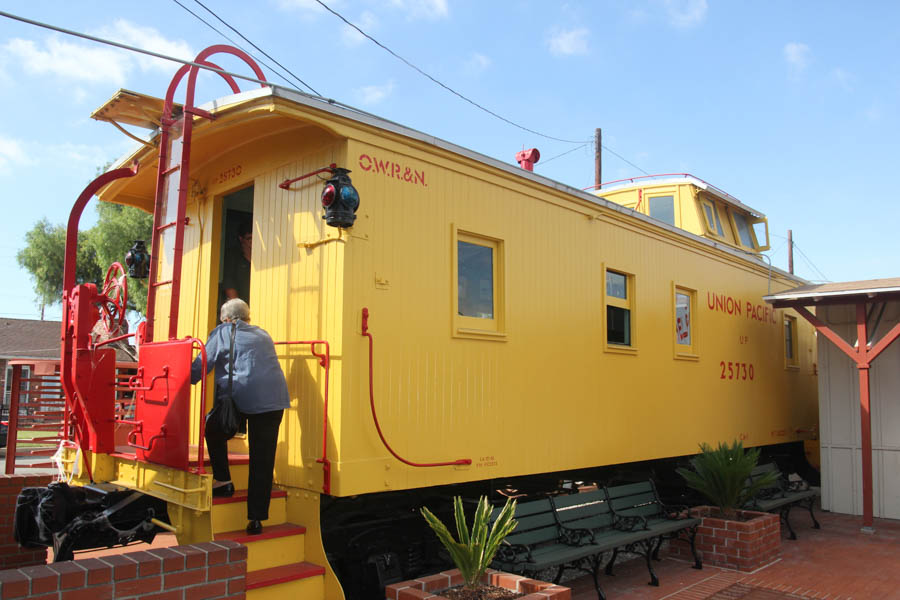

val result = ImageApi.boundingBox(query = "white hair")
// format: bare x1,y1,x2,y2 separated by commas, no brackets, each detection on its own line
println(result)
220,298,250,322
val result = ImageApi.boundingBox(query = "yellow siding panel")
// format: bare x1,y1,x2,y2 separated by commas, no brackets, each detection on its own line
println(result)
121,97,815,500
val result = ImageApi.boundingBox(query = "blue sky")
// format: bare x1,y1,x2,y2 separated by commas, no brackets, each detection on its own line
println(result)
1,1,897,320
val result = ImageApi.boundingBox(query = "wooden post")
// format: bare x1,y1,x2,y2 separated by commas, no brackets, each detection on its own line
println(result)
788,229,794,274
856,302,874,531
594,128,602,189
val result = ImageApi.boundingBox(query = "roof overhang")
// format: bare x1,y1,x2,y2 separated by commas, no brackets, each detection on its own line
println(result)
91,89,182,129
599,175,765,219
764,278,900,308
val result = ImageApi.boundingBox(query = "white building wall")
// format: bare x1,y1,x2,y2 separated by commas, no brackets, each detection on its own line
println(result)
818,301,900,518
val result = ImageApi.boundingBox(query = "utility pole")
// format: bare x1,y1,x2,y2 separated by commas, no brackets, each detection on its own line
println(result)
788,229,794,275
594,128,602,189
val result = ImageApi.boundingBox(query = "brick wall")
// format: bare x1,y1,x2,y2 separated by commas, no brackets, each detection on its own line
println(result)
0,474,53,569
0,475,247,600
386,568,571,599
0,541,247,600
667,506,781,572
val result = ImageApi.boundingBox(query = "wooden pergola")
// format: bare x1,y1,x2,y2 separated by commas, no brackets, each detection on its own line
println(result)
764,278,900,531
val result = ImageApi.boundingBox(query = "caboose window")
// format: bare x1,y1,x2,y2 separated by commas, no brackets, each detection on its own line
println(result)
458,241,493,319
700,199,725,238
605,270,633,348
784,314,799,368
731,211,756,249
673,285,698,359
649,195,675,226
675,291,691,346
453,229,506,340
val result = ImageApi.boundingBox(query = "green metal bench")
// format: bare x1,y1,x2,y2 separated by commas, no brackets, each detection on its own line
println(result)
491,484,701,600
604,481,703,585
491,497,609,599
745,462,820,540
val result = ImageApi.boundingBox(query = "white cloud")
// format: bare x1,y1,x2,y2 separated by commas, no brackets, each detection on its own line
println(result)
2,22,193,86
0,134,112,177
50,142,109,165
98,20,195,73
388,0,449,21
547,27,590,57
664,0,708,28
342,11,378,46
465,52,491,74
831,67,852,91
3,37,131,85
357,80,395,105
0,135,34,174
784,42,812,72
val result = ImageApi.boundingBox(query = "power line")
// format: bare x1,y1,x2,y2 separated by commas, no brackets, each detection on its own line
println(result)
771,233,829,281
313,0,590,145
538,143,590,166
169,0,309,94
186,0,320,96
0,10,278,90
601,144,650,176
0,9,651,178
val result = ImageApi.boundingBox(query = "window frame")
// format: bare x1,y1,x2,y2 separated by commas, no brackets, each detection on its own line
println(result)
451,226,507,341
603,266,637,355
784,313,799,369
672,284,699,360
647,194,677,227
699,198,726,241
727,208,760,250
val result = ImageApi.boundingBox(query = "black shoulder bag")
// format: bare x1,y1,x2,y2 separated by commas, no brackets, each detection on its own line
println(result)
205,322,240,439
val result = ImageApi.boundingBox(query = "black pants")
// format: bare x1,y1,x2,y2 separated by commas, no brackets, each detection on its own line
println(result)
206,409,284,521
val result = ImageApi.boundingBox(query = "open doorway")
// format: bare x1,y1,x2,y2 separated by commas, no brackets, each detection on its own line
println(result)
218,185,254,311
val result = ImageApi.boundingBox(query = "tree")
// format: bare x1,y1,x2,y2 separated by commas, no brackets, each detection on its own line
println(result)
17,204,153,314
17,219,101,309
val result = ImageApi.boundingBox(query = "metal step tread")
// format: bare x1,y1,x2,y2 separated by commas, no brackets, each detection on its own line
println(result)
245,561,325,590
188,448,250,466
212,488,287,506
215,522,307,544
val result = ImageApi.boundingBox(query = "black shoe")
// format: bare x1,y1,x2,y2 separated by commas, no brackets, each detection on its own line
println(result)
212,482,235,498
246,520,262,535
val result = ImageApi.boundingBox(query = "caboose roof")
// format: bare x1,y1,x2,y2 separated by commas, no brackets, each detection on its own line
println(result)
96,85,799,282
598,174,765,219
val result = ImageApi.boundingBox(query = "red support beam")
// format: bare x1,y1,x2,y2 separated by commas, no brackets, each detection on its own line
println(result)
855,303,874,530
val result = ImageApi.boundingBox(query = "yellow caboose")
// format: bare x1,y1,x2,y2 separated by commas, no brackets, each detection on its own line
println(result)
45,48,816,599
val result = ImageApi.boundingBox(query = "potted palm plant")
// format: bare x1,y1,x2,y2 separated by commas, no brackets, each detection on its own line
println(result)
673,440,783,572
384,496,570,600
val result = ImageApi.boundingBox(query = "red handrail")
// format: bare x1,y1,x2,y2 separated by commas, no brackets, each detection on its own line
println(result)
191,338,208,475
278,164,336,190
274,340,331,493
361,308,471,468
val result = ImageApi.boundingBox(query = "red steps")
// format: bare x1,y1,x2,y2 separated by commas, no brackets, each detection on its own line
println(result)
246,562,325,590
214,522,306,544
212,489,287,506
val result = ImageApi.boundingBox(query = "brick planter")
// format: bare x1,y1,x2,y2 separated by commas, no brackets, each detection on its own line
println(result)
669,506,780,572
385,568,570,599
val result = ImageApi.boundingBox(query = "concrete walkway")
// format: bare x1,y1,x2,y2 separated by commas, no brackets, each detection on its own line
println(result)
565,509,900,600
